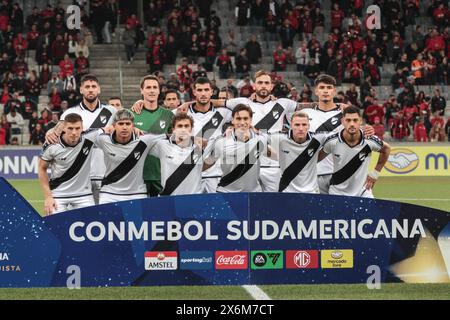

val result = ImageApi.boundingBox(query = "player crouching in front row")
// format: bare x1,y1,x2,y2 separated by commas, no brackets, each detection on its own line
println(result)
38,113,102,215
319,106,391,198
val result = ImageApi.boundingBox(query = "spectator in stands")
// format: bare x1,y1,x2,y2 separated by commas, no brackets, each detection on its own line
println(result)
364,57,381,85
327,51,345,85
445,117,450,141
273,45,287,71
216,48,233,79
414,117,429,142
28,110,38,134
364,98,385,125
390,111,410,141
245,35,262,64
122,23,136,64
236,0,251,26
0,113,10,145
224,29,238,58
347,55,363,85
235,48,251,80
75,51,90,81
25,71,40,103
264,9,278,40
11,70,27,94
46,72,63,95
10,3,23,34
59,54,74,78
164,35,178,65
6,107,24,135
279,19,295,49
52,34,68,65
49,86,62,111
26,24,39,50
44,112,60,132
431,88,446,115
411,53,426,85
11,56,28,76
188,33,200,64
39,63,51,88
29,123,45,145
12,33,27,57
438,56,449,84
295,42,310,72
372,116,385,140
177,58,193,90
250,0,267,26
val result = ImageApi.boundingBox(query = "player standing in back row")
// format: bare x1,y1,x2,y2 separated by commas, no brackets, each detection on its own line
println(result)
45,74,117,204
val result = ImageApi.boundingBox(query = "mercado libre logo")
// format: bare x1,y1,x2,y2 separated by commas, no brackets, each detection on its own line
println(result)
0,252,21,272
385,148,419,174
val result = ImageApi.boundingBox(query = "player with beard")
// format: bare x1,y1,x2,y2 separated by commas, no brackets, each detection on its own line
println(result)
319,106,390,198
45,74,117,204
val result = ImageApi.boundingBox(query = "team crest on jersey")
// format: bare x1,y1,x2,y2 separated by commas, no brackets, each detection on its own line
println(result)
253,149,261,159
331,117,339,125
134,152,141,160
160,120,166,129
359,152,366,161
307,148,314,157
82,147,90,155
100,116,107,124
212,117,219,127
272,111,280,120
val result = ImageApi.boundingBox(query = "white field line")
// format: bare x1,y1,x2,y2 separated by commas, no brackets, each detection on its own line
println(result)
382,198,450,201
242,285,272,300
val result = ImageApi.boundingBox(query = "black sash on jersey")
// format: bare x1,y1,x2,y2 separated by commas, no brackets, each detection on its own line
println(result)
330,144,372,186
254,103,284,131
160,144,202,195
49,139,94,190
218,141,263,188
101,141,148,186
278,138,321,192
90,107,113,129
197,111,224,140
315,112,343,133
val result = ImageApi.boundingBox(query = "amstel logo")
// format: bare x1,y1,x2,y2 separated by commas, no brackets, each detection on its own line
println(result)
385,148,419,174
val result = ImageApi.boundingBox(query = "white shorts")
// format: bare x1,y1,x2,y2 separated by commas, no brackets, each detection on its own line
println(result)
53,195,95,213
201,177,220,193
318,174,332,194
259,167,281,192
99,192,147,204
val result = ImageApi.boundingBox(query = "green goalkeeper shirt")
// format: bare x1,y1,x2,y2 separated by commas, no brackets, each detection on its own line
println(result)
132,106,174,181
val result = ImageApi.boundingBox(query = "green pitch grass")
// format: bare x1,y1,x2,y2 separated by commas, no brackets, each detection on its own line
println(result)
2,177,449,300
8,177,450,216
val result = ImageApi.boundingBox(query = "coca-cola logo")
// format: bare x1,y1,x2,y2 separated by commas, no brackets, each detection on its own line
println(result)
215,251,248,270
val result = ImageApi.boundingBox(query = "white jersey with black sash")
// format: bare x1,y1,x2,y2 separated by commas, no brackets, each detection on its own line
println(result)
60,101,117,181
225,97,297,168
209,130,269,193
271,131,328,193
39,129,102,198
322,130,383,197
149,136,207,196
302,104,344,176
182,103,232,179
97,133,165,197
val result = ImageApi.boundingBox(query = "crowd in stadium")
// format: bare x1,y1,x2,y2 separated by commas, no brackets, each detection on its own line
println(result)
0,0,449,146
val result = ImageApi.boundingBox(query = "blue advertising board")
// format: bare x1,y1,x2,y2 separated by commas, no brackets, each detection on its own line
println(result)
0,148,41,179
0,177,449,288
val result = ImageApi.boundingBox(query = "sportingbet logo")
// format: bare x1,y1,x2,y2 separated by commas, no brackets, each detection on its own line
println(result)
145,251,178,270
215,251,248,269
321,249,353,269
180,251,213,270
286,250,319,269
251,250,283,269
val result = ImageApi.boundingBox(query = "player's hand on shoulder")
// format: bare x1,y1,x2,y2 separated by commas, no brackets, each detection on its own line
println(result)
133,127,145,136
176,101,192,114
131,99,145,114
363,124,375,137
103,125,114,134
45,128,60,144
338,103,351,111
